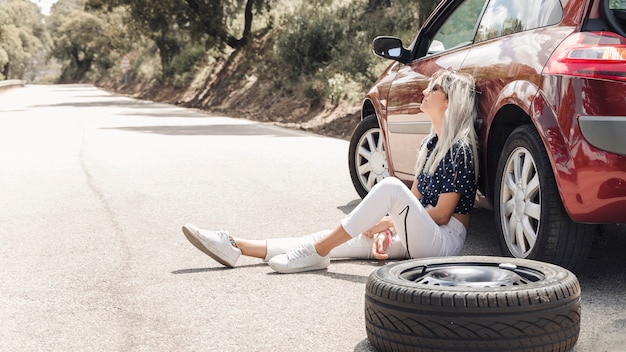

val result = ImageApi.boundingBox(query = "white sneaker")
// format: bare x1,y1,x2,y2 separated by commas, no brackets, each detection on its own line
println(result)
268,241,330,274
182,224,241,267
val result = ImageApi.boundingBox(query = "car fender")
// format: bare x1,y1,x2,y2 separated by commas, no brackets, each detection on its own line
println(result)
486,81,596,224
362,62,401,175
530,91,581,221
484,80,539,122
485,80,578,216
362,62,400,122
482,80,539,198
488,84,579,221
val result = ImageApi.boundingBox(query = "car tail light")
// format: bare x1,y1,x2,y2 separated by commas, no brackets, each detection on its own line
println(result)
544,32,626,81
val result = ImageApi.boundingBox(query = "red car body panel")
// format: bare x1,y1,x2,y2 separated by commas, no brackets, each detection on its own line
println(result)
363,0,626,224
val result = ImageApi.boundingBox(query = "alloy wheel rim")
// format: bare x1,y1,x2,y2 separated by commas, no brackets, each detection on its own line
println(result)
500,147,542,258
355,128,389,192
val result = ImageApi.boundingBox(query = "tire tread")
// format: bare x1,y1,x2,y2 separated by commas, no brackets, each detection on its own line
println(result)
365,257,581,352
494,125,594,272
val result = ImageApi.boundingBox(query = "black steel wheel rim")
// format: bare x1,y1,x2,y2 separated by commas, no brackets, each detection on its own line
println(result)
398,262,545,288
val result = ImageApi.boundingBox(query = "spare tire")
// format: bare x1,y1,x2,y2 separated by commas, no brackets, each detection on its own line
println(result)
365,256,581,352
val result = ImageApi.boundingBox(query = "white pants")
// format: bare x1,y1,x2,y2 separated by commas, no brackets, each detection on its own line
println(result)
265,177,466,261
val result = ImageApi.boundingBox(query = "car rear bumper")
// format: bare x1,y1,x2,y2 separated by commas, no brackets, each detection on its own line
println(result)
578,116,626,156
564,117,626,224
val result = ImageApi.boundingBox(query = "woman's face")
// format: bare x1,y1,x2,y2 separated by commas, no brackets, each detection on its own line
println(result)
421,77,448,118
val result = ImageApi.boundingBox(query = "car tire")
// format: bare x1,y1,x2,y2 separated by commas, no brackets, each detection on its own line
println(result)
493,125,594,271
364,256,581,352
348,114,389,198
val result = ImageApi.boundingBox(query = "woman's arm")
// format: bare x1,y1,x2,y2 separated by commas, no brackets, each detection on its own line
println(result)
426,192,461,225
363,216,394,238
412,179,458,224
410,180,422,199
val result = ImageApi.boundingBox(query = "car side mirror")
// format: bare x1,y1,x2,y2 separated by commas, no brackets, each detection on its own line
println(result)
372,36,410,63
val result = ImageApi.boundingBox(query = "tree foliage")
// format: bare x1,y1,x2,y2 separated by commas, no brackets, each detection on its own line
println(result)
3,0,441,109
85,0,271,78
0,0,50,80
418,0,440,25
48,0,130,81
184,0,272,49
275,0,438,90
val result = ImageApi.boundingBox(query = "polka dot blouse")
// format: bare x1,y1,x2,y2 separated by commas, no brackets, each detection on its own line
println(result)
416,136,477,214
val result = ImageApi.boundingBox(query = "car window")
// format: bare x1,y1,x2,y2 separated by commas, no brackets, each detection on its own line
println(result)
611,0,626,9
429,0,487,54
475,0,563,42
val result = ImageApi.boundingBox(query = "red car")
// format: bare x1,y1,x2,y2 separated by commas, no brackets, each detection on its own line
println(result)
348,0,626,270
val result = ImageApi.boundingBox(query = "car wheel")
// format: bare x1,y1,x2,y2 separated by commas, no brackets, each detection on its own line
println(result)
494,125,594,271
348,114,389,198
365,256,581,352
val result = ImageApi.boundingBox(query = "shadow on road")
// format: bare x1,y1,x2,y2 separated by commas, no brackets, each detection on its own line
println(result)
102,124,303,138
171,262,269,275
464,208,626,279
335,202,626,287
347,206,626,352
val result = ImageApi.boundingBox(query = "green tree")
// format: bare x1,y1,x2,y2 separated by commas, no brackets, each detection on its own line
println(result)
87,0,271,74
0,0,50,80
87,0,190,75
48,0,127,81
418,0,439,25
183,0,271,49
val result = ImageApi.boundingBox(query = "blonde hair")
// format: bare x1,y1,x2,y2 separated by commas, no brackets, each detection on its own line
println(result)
414,69,479,180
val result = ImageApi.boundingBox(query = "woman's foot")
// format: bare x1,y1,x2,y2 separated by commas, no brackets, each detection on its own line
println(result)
182,224,241,267
268,241,330,274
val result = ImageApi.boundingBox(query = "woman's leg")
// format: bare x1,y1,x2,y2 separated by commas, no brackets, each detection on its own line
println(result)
232,238,267,259
340,177,465,258
268,177,428,273
235,231,362,262
314,225,352,256
327,233,409,260
259,230,408,262
309,177,420,257
188,177,463,271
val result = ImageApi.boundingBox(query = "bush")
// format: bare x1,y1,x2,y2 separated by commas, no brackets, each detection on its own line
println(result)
276,9,344,77
273,0,426,106
164,42,207,86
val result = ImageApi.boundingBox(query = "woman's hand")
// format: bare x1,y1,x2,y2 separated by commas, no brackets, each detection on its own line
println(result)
363,216,394,238
371,230,392,260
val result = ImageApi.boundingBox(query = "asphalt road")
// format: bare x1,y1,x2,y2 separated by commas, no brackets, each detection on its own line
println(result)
1,85,624,352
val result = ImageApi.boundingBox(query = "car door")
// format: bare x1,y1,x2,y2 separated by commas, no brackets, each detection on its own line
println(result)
385,0,488,181
459,0,567,196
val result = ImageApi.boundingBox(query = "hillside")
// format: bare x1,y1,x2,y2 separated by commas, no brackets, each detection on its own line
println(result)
107,41,361,139
4,0,436,136
107,29,362,140
95,0,435,140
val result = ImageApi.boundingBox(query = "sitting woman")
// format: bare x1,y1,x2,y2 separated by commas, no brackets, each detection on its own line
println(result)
182,68,479,274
